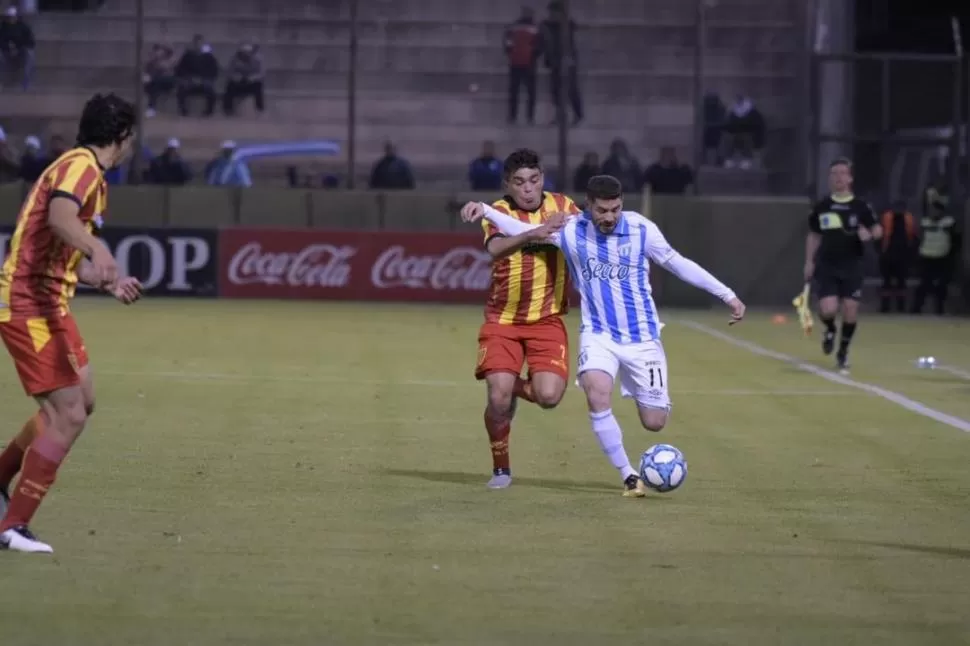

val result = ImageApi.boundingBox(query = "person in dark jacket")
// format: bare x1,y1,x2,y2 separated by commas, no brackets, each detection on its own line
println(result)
145,138,192,185
504,7,541,124
223,43,265,115
601,139,642,193
878,200,917,313
369,142,415,190
540,1,582,124
572,151,599,192
176,35,219,117
643,147,693,195
468,141,503,191
0,7,35,90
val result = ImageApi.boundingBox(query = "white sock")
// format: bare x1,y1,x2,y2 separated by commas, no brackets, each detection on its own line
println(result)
590,409,637,480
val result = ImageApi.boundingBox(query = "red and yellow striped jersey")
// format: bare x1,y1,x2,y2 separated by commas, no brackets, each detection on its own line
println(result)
482,192,580,325
0,147,107,319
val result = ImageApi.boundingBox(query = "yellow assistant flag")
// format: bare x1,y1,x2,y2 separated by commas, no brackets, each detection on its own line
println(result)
792,283,813,336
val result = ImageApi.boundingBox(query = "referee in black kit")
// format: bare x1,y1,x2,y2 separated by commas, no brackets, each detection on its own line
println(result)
803,158,882,373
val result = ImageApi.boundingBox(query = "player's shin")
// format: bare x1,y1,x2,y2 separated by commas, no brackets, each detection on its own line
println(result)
0,432,69,532
589,409,637,481
839,321,857,353
0,412,45,490
483,409,511,473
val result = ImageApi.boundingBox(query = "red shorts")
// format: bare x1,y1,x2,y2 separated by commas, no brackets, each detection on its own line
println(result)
0,313,89,396
475,317,569,381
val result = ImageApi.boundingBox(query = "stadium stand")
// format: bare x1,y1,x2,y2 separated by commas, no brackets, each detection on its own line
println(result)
1,0,801,191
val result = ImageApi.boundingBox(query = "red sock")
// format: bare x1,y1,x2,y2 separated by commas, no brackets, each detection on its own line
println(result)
484,409,511,472
0,412,44,490
0,432,68,531
513,377,536,404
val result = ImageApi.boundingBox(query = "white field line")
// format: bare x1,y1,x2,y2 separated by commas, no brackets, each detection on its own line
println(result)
682,321,970,433
96,369,854,397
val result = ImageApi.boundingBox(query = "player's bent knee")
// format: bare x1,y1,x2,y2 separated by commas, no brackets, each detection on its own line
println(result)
52,401,89,439
639,408,668,432
533,383,565,409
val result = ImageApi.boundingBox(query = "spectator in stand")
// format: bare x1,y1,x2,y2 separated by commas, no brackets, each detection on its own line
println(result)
19,135,46,182
144,44,177,117
223,43,265,116
205,140,251,187
601,138,642,193
643,146,693,195
504,6,540,125
176,34,219,117
468,140,503,191
369,141,415,190
0,127,19,183
145,138,192,185
0,6,34,90
721,94,766,169
572,151,599,192
541,0,582,125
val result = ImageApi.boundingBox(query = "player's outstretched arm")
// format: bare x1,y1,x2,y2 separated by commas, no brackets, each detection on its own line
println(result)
643,217,745,323
480,204,564,247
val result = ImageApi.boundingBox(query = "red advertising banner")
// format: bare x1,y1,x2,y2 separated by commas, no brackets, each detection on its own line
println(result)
219,228,494,303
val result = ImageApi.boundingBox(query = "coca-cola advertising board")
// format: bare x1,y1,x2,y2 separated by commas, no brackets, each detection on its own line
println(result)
219,229,492,303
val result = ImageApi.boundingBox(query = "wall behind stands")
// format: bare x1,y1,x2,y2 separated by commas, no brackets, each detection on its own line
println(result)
2,184,940,308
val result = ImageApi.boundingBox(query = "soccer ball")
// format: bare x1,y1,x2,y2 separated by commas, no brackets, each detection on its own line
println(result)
639,444,687,493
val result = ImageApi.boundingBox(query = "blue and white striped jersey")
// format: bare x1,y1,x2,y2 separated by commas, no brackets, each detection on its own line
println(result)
552,211,669,344
480,204,736,346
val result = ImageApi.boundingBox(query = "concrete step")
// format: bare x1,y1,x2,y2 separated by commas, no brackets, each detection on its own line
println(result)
24,64,796,102
32,14,795,51
34,40,798,77
2,89,700,128
106,0,798,24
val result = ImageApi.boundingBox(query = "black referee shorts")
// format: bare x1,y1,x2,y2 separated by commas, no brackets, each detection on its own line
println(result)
814,263,864,300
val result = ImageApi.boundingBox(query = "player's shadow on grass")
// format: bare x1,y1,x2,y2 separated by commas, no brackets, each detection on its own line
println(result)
383,468,618,494
837,538,970,560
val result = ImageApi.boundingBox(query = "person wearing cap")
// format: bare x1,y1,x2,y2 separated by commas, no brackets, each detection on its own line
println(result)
0,6,35,90
19,135,46,182
204,140,251,187
0,126,19,184
175,34,218,117
223,43,264,116
145,137,191,185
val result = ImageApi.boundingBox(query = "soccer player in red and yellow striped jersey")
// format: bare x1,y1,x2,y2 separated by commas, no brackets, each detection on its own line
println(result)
462,149,580,489
0,93,142,554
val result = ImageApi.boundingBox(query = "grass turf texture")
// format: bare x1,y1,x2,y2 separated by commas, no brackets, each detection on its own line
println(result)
1,300,968,645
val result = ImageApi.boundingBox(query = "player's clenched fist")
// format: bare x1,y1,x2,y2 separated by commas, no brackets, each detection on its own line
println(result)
109,277,143,305
726,297,746,325
526,212,566,241
460,202,485,223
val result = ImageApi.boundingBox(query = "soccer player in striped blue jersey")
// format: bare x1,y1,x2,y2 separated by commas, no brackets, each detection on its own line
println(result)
462,175,745,496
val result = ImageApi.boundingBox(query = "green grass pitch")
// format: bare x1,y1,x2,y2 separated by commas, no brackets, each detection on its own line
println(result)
1,300,969,645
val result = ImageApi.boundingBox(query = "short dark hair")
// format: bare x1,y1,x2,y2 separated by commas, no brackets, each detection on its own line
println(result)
503,148,542,177
76,93,136,148
586,174,622,201
830,156,853,170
